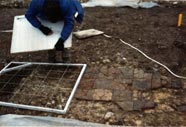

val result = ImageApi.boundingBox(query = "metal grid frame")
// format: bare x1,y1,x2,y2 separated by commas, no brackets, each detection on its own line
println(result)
0,61,87,114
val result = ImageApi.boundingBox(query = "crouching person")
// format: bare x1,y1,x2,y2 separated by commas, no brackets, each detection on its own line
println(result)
25,0,84,62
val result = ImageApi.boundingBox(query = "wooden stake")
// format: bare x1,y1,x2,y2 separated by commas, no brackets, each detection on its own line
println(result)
178,13,183,27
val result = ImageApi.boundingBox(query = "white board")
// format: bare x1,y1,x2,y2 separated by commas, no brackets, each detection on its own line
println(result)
11,15,72,54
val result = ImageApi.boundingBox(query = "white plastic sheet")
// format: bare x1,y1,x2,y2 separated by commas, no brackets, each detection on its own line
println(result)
82,0,158,8
0,114,104,126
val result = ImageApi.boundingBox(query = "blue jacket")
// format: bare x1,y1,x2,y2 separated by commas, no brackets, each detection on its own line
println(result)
25,0,84,41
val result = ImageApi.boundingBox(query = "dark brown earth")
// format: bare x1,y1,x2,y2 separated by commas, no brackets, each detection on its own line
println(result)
0,6,186,76
0,5,186,126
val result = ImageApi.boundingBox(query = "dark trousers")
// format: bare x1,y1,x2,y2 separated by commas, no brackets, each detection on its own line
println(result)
48,49,71,62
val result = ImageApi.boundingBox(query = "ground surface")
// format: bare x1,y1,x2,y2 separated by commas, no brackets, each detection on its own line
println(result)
0,5,186,126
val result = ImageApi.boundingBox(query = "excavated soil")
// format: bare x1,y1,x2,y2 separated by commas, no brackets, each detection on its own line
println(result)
0,5,186,126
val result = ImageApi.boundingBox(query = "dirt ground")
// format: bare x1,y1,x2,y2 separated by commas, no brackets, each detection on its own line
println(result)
0,6,186,76
0,5,186,126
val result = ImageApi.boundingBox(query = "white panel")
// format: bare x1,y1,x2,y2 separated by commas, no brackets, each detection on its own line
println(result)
11,15,72,54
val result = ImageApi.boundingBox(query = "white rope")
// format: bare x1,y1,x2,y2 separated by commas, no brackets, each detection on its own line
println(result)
103,34,186,80
0,30,13,33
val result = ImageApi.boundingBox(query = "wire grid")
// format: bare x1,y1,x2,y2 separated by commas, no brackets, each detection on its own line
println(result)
0,62,86,114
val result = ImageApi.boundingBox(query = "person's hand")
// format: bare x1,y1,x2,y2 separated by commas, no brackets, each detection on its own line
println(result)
39,25,53,35
55,38,64,51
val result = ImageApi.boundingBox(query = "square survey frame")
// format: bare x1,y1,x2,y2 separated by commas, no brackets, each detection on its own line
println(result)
0,62,87,114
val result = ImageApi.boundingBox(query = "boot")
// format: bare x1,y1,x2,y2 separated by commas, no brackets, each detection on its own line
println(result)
62,48,71,63
48,50,56,63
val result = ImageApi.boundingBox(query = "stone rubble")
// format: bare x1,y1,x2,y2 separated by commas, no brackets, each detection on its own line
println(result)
75,66,186,112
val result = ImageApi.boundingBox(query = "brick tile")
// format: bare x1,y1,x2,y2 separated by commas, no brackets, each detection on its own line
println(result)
161,76,171,87
134,69,144,79
75,89,93,100
152,74,161,89
171,79,182,89
119,67,134,79
132,79,151,91
94,79,112,89
133,100,155,111
133,100,145,111
111,81,126,90
113,90,132,101
116,101,133,111
92,89,112,101
79,79,95,90
121,79,133,85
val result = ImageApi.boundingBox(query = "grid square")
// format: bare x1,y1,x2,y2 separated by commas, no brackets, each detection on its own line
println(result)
0,62,86,114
